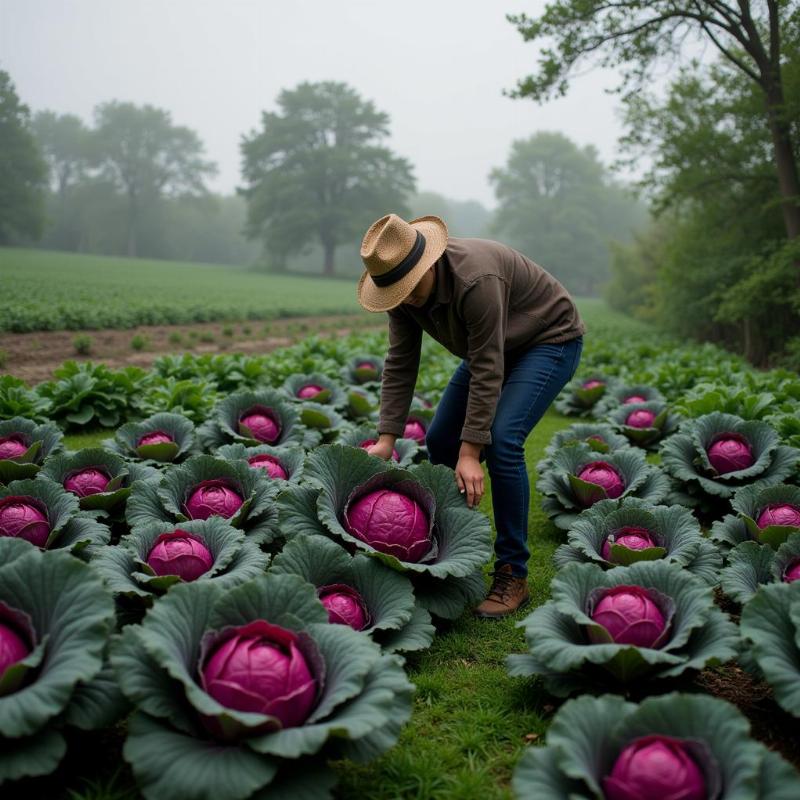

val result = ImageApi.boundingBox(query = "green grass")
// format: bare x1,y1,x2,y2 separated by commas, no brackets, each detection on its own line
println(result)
0,247,365,332
59,410,574,800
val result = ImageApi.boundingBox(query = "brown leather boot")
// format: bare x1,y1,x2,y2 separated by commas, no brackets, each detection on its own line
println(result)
474,564,530,619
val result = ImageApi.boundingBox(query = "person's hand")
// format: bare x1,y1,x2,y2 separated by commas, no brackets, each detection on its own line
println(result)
456,454,484,508
367,435,396,461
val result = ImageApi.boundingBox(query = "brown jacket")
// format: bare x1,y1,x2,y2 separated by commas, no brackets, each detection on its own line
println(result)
377,237,586,445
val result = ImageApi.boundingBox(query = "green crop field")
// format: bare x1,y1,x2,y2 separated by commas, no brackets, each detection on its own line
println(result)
0,248,364,332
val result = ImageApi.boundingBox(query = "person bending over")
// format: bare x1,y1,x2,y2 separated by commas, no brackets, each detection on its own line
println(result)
356,213,585,619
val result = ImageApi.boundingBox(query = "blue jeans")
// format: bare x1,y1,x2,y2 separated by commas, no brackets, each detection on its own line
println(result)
426,337,583,577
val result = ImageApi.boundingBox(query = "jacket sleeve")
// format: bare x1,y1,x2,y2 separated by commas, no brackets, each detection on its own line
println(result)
377,308,423,438
460,275,509,445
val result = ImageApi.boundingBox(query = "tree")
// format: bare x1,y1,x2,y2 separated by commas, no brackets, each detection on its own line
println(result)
609,56,798,362
93,101,216,256
489,131,645,295
508,1,800,243
31,111,93,198
409,191,492,237
0,70,47,244
240,82,415,276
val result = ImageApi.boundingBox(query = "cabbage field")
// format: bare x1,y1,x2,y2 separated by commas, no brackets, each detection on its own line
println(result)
1,304,800,799
0,248,362,331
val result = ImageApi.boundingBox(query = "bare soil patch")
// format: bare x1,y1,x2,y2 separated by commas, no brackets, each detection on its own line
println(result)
697,663,800,768
0,315,384,384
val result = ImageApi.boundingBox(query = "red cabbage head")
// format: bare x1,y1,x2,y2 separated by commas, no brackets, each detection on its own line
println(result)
706,433,754,474
184,480,243,520
588,585,666,648
318,584,370,630
147,531,214,582
345,488,432,562
239,406,281,444
359,439,400,462
0,435,28,460
757,504,800,530
582,379,605,391
625,410,656,429
601,527,656,562
137,431,174,447
783,559,800,583
587,434,607,446
0,497,51,547
64,467,112,498
577,461,625,501
603,735,706,800
248,454,288,480
624,394,648,405
201,621,317,728
356,361,376,371
297,384,324,399
0,621,29,689
403,419,427,444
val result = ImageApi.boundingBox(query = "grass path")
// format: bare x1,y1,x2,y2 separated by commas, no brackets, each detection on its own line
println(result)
61,410,571,800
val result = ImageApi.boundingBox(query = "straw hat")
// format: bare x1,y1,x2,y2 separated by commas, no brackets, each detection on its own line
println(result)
357,213,448,312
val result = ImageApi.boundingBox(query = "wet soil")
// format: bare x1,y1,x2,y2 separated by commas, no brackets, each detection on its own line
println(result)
0,315,384,384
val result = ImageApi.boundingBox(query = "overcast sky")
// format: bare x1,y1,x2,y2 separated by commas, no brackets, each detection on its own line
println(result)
1,0,631,207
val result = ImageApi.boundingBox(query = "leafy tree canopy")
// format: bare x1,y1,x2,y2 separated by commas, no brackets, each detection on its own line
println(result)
240,81,415,276
0,69,47,244
489,131,645,295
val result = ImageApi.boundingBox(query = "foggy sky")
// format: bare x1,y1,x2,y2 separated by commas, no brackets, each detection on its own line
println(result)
1,0,630,207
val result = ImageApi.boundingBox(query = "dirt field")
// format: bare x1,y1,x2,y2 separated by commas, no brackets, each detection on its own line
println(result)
0,315,384,384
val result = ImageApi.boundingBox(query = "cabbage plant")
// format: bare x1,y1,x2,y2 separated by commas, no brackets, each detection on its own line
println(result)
537,443,670,530
593,383,665,418
555,374,615,417
38,448,159,518
507,561,738,696
608,401,680,451
340,354,383,386
740,581,800,720
402,402,435,449
270,534,435,653
720,533,800,604
0,417,63,484
279,445,491,620
544,422,630,458
215,442,306,484
661,412,800,514
92,517,269,607
512,692,799,799
0,477,110,555
126,455,280,545
111,573,413,800
343,386,379,422
197,389,320,451
281,372,346,407
337,424,420,466
103,412,198,465
0,540,120,783
554,498,722,584
293,401,346,443
711,484,800,553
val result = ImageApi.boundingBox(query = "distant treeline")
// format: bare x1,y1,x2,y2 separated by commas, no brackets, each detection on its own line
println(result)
0,72,644,296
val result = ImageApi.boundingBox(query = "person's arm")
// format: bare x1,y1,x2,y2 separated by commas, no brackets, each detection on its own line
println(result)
374,307,422,455
456,276,509,506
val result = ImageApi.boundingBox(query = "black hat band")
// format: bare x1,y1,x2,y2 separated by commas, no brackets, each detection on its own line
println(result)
371,231,427,288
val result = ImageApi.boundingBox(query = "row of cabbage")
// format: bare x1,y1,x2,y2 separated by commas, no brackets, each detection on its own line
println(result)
0,360,495,798
0,332,458,431
508,374,800,797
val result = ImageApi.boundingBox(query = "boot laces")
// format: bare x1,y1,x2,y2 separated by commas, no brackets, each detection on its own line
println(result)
487,570,516,602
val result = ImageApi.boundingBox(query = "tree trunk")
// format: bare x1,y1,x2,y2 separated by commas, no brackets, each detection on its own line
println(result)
322,240,335,277
127,194,138,257
765,85,800,240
